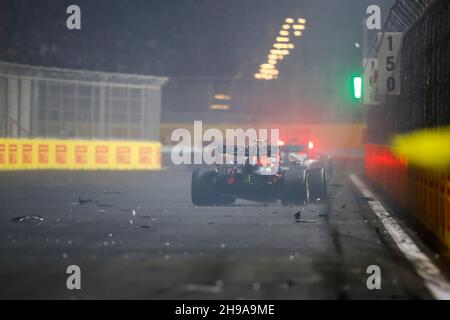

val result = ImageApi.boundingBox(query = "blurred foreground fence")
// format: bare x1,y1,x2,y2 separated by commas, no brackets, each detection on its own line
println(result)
365,0,450,248
367,0,450,144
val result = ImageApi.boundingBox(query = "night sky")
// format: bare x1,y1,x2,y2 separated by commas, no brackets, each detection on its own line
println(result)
0,0,394,78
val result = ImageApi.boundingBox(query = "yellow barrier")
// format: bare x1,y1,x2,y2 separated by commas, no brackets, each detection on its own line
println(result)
0,138,161,170
366,144,450,248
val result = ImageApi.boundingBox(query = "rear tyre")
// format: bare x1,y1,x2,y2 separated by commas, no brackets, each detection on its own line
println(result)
217,194,236,206
191,168,219,206
281,169,308,205
308,168,327,203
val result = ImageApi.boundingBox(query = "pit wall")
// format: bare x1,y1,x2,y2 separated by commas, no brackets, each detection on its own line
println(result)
0,138,161,170
365,144,450,248
161,123,366,159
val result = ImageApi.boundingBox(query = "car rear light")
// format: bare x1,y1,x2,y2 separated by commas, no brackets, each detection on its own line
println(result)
308,141,314,150
278,140,285,146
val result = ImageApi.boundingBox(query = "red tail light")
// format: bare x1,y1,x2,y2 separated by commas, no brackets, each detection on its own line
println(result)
308,141,314,150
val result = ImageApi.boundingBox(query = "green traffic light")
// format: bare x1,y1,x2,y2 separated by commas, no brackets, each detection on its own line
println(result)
353,76,362,99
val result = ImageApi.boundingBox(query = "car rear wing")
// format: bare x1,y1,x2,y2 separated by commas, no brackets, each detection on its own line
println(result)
221,145,279,157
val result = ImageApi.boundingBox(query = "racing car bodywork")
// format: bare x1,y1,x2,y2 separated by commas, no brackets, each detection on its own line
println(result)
191,143,331,206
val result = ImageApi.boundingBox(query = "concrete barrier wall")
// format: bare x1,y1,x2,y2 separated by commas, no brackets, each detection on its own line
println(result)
0,138,161,170
366,144,450,248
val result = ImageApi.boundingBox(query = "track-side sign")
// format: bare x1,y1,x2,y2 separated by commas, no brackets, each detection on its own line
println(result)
363,58,380,105
376,32,403,97
0,139,161,171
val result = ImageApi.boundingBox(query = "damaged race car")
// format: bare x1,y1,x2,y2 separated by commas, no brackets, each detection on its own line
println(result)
191,142,331,206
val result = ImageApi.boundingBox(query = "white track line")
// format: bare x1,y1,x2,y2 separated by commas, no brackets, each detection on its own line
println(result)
350,174,450,300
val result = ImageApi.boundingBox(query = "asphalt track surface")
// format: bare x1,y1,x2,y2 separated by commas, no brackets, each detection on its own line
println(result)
0,161,446,299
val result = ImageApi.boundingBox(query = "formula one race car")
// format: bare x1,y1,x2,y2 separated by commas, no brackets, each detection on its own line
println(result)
191,142,331,206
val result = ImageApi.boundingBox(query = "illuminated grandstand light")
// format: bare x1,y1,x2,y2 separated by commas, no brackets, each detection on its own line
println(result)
273,43,289,49
214,94,231,100
255,16,306,80
258,73,274,80
210,104,230,111
285,18,294,24
293,24,305,30
276,37,290,42
260,63,275,69
277,49,290,55
271,49,290,55
260,69,279,76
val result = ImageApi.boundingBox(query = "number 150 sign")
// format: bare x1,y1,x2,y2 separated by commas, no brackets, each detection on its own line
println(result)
376,32,403,96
